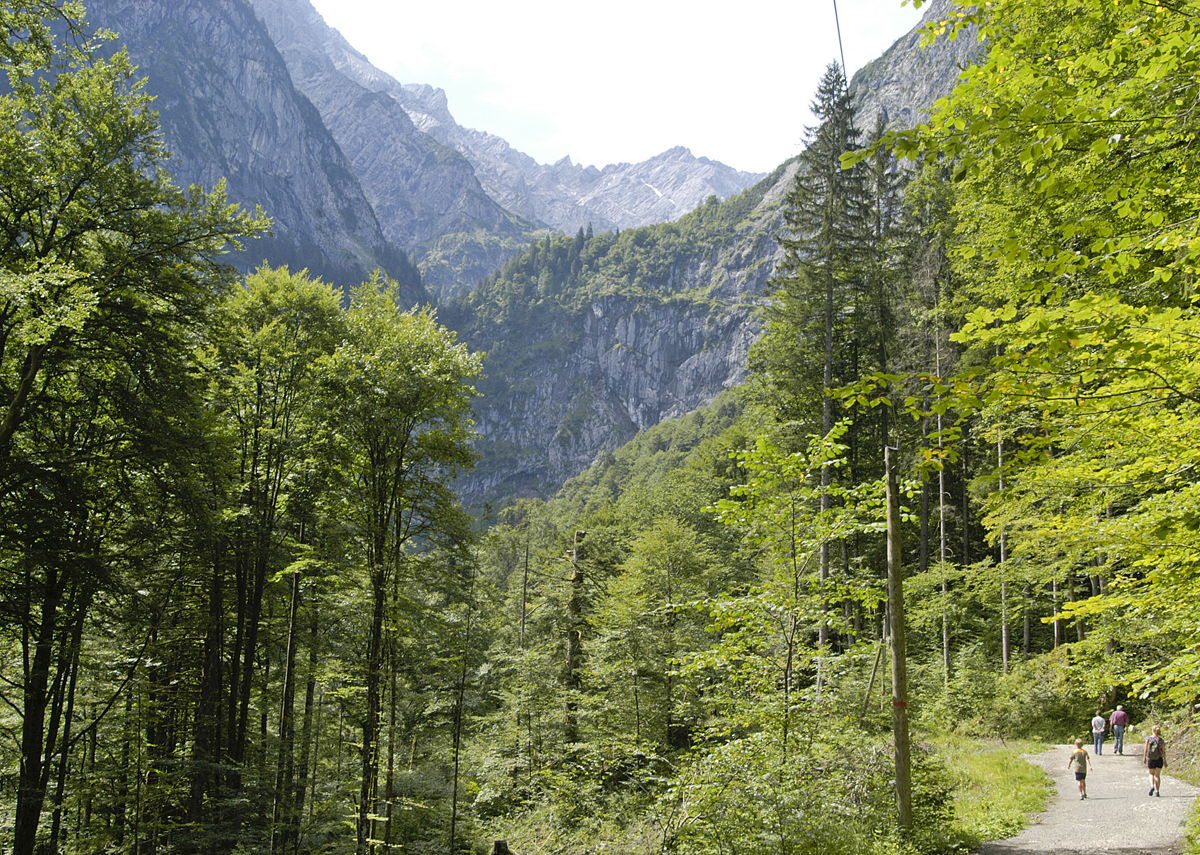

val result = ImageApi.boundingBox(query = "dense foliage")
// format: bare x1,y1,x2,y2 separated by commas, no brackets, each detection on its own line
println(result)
0,6,483,854
870,0,1200,707
5,0,1200,853
441,175,779,363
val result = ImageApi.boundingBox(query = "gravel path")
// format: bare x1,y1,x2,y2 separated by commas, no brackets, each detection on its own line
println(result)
976,743,1199,855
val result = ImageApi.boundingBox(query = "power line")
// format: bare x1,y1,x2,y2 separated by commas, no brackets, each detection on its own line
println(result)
832,0,848,82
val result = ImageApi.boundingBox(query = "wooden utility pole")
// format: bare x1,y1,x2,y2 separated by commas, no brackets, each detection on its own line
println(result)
885,447,912,831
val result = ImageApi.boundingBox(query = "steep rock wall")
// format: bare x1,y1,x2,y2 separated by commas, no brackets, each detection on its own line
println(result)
249,0,536,296
458,165,794,505
85,0,424,300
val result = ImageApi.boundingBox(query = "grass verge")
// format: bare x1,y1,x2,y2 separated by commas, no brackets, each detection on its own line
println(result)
933,735,1053,852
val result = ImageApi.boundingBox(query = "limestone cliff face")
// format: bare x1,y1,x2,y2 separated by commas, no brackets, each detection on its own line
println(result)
248,0,537,295
467,290,767,503
84,0,425,302
850,0,981,130
454,163,797,504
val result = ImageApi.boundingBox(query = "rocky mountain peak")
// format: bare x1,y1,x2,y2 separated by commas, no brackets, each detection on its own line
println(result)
255,0,767,247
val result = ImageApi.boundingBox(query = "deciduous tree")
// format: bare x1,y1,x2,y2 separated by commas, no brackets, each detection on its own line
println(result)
318,277,481,855
0,5,265,851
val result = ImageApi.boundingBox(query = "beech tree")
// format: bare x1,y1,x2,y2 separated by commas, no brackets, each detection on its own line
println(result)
186,266,347,848
0,4,265,852
590,516,715,751
318,277,481,855
870,0,1200,701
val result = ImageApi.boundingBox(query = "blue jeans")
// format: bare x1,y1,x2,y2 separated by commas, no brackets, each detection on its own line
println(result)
1113,725,1125,753
1093,732,1104,754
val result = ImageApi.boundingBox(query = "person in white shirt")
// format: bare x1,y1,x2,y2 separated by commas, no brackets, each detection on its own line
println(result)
1091,711,1107,754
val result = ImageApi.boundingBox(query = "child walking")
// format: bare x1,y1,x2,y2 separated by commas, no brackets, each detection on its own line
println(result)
1069,739,1094,799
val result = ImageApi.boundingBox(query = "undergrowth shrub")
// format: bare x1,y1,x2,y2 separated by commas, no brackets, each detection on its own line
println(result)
656,729,953,855
918,645,1105,741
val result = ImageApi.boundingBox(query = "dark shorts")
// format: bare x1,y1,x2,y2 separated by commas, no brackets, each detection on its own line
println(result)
1075,771,1087,780
1148,758,1164,769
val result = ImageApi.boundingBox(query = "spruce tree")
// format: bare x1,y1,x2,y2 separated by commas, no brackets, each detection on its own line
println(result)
750,62,870,438
748,62,904,655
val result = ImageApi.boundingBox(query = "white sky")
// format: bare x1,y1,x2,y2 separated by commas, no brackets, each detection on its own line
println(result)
306,0,927,174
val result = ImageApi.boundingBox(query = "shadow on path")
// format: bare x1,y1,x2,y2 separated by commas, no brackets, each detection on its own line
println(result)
976,744,1198,855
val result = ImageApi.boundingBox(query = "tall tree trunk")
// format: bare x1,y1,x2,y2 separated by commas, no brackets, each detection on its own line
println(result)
998,432,1010,672
1023,584,1033,655
235,551,269,770
14,563,63,855
292,602,319,854
190,550,225,829
819,267,834,654
357,565,386,855
385,581,399,851
116,690,133,845
563,531,585,745
1052,581,1061,648
1069,575,1085,642
272,568,302,855
449,585,473,855
49,591,88,854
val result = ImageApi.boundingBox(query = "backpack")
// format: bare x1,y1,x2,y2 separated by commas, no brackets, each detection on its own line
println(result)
1147,736,1163,760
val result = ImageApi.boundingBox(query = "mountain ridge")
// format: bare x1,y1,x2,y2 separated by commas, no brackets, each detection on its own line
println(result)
247,0,540,295
80,0,977,507
251,0,767,291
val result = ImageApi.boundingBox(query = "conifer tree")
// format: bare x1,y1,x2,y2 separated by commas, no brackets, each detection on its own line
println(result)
748,63,898,654
750,62,868,439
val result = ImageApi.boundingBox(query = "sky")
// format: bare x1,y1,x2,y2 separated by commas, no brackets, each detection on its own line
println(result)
305,0,928,175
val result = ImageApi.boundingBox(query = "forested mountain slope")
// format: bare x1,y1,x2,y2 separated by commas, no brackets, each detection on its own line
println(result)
12,2,1200,855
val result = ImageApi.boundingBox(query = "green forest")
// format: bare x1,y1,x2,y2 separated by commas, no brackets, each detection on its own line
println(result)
3,0,1200,853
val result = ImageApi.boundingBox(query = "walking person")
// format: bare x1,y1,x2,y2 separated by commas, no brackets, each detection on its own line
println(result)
1144,724,1167,796
1110,705,1130,754
1070,739,1094,799
1091,710,1107,755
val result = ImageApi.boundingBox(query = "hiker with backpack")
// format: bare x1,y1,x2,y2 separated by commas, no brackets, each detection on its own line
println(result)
1144,724,1167,796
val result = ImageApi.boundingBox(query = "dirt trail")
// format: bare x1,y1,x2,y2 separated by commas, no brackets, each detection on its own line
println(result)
977,743,1199,855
